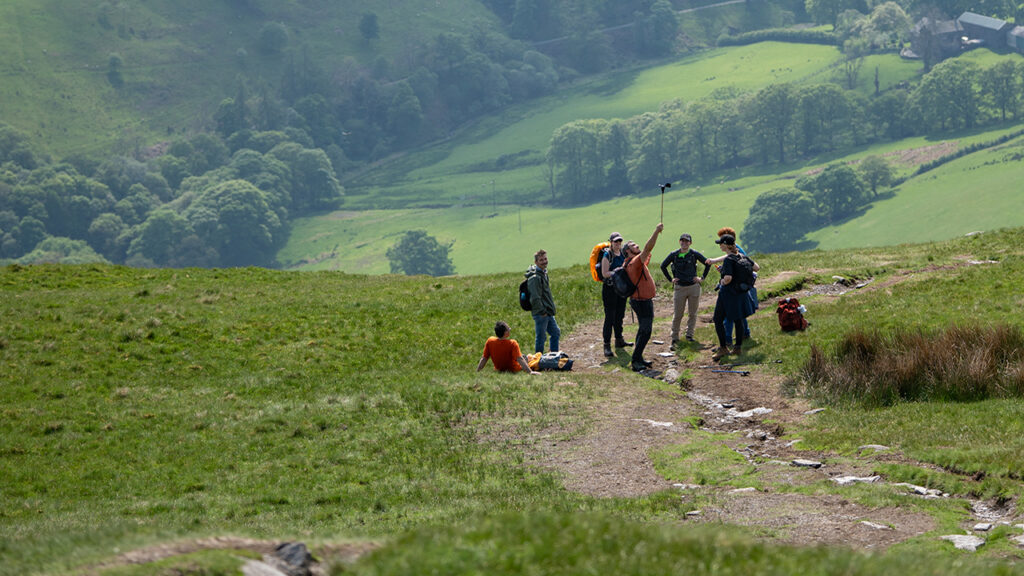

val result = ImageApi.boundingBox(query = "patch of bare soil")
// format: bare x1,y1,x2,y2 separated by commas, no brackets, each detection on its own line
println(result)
530,279,950,549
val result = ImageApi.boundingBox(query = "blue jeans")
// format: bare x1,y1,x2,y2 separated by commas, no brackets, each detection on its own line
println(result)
532,313,560,353
722,317,750,345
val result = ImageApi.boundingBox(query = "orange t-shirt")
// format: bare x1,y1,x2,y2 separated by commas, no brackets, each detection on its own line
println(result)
482,337,523,372
627,254,655,300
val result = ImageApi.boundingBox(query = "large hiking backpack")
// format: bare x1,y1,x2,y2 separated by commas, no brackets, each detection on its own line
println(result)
518,279,532,311
777,297,808,331
730,254,755,293
589,241,611,282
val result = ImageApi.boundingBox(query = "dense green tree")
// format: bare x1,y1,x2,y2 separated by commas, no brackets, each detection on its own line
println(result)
511,0,558,40
751,83,798,163
857,155,893,197
184,179,284,267
633,0,679,57
386,230,455,276
359,12,380,43
387,81,424,141
805,0,867,25
127,209,198,267
88,212,128,260
257,22,289,55
17,216,47,255
797,84,851,153
0,124,39,169
743,188,817,253
981,60,1020,122
548,120,609,203
912,59,979,131
18,237,106,265
797,163,867,223
107,53,124,88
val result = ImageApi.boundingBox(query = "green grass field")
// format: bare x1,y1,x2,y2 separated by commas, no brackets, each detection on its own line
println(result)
7,229,1024,574
0,0,497,158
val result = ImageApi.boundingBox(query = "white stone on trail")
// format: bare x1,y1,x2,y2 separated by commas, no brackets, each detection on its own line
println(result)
242,561,289,576
792,459,823,468
726,407,772,419
784,439,802,447
662,368,680,382
973,523,993,532
658,352,674,357
858,444,891,452
652,340,665,345
940,535,985,552
673,483,702,490
685,510,702,517
1011,534,1024,547
635,419,673,427
892,483,943,497
832,475,880,486
730,487,758,493
860,521,891,530
804,408,826,415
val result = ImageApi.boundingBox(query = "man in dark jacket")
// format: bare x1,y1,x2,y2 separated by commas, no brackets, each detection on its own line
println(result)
525,249,559,353
660,233,711,349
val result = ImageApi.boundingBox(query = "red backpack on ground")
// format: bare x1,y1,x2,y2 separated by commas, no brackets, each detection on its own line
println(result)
776,297,808,331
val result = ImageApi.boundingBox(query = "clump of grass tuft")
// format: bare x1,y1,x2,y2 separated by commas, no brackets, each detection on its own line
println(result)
800,324,1024,405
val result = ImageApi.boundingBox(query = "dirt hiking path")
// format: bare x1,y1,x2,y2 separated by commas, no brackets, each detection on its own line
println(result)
535,275,1007,549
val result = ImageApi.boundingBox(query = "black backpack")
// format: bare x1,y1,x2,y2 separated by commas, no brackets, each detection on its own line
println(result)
730,255,755,293
518,279,532,311
610,258,645,299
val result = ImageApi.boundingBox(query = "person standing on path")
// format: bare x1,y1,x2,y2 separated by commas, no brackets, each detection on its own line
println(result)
707,227,756,345
525,249,560,353
624,223,664,372
660,233,711,350
711,234,759,361
600,232,632,357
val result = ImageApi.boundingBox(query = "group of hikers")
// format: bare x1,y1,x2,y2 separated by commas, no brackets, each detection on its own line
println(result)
478,225,759,374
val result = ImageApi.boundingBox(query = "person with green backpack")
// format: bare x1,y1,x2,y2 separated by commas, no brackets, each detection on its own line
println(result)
524,249,560,353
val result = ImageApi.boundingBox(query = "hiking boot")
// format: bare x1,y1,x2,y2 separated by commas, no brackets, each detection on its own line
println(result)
615,339,633,348
712,347,729,361
603,344,614,357
631,362,647,372
639,358,653,368
685,335,696,342
732,345,742,356
670,339,679,351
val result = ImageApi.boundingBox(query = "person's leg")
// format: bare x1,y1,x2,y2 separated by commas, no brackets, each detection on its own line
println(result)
548,315,560,352
601,284,615,344
734,318,744,352
613,295,630,346
722,317,734,346
713,304,728,348
742,317,751,339
532,313,547,353
670,285,684,343
684,283,701,340
631,299,653,366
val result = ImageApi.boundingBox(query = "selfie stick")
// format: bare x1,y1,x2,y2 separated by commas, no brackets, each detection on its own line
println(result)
659,182,671,222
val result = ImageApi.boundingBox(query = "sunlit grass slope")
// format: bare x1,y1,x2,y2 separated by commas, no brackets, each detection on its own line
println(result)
0,0,497,157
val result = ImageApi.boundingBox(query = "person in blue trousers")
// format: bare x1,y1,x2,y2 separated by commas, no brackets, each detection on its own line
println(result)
525,249,560,353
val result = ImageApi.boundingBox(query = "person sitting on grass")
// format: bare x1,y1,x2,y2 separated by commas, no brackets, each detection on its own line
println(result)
477,321,540,375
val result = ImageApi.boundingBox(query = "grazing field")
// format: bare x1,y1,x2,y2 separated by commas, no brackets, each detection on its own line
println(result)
283,126,1024,275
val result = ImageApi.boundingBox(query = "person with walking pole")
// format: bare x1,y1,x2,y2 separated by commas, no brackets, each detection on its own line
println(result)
623,223,664,372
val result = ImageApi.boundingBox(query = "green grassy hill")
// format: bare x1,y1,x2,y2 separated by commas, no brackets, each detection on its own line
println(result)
0,0,497,158
5,229,1024,574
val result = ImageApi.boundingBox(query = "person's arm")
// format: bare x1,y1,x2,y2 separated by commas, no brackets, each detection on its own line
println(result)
720,257,734,285
601,252,613,279
660,251,674,283
639,223,663,262
477,356,489,371
518,355,540,375
527,273,544,314
706,254,726,264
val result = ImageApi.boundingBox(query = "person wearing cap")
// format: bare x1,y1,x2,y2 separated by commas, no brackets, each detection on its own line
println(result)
711,234,759,361
599,232,632,357
707,227,756,345
660,233,711,349
623,223,664,372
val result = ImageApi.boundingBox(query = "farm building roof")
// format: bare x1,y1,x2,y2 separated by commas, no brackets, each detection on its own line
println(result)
957,12,1009,31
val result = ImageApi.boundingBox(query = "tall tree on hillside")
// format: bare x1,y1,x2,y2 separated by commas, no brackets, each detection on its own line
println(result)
981,60,1020,122
387,230,454,276
857,155,893,198
751,83,797,164
797,163,867,223
633,0,679,57
359,13,380,44
744,187,818,253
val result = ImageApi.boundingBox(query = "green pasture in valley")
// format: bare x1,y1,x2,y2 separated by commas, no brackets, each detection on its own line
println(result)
284,125,1024,275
